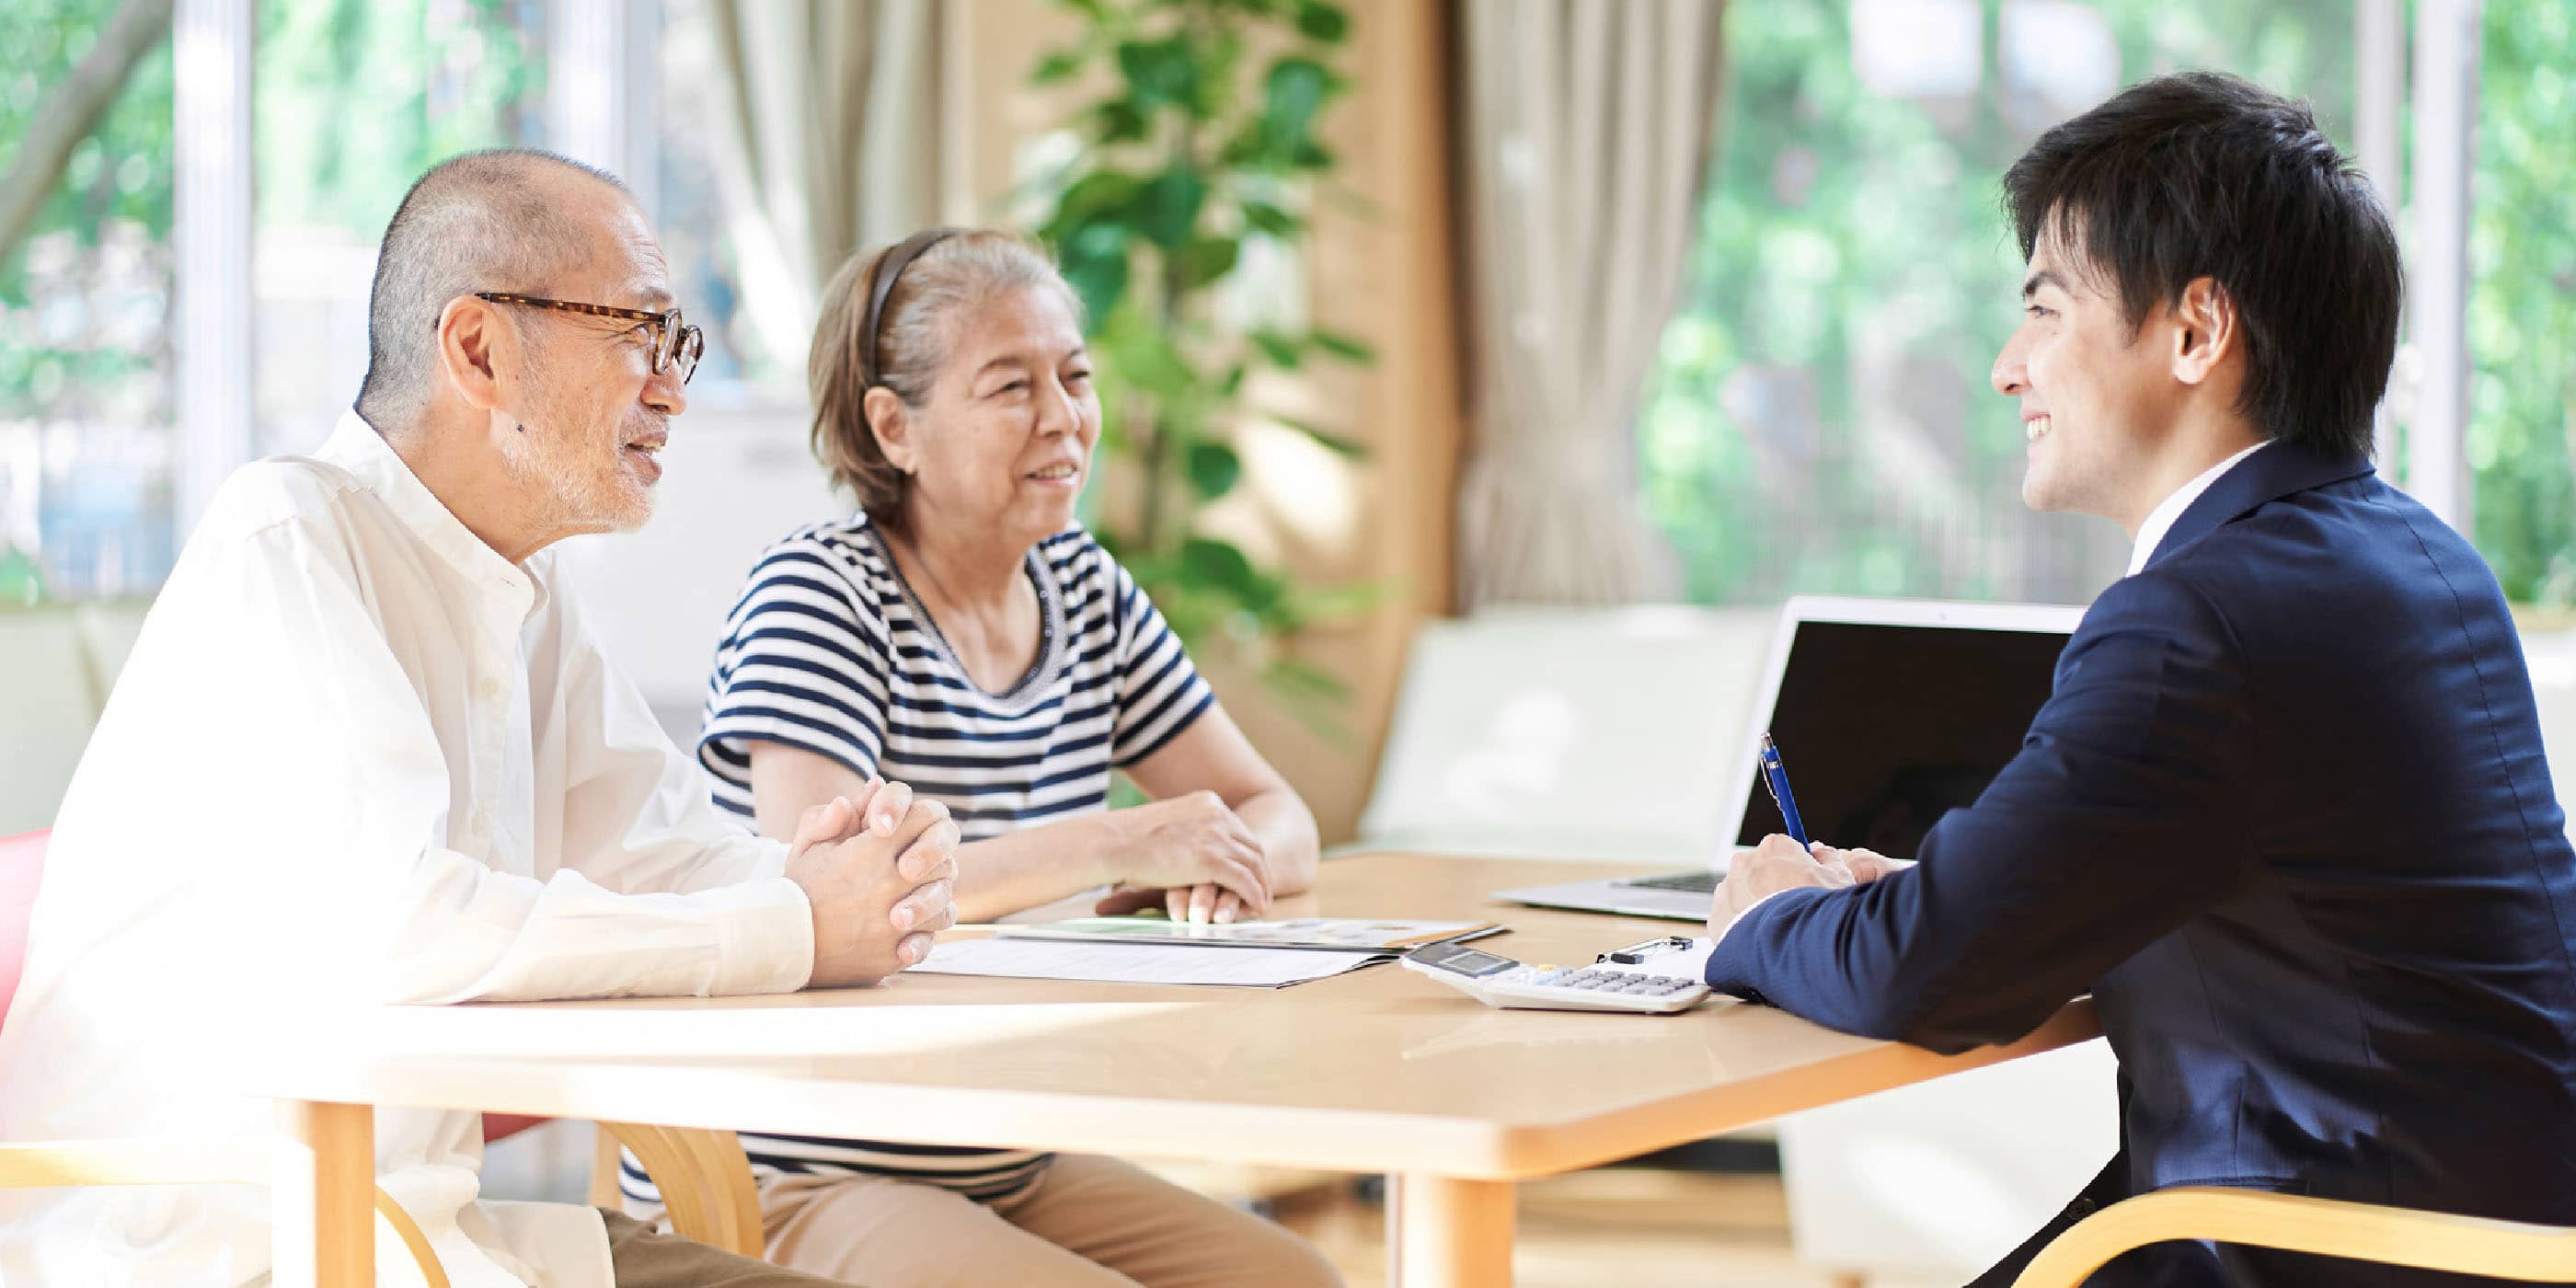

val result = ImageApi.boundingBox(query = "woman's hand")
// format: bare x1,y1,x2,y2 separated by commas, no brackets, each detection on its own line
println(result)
1095,882,1249,925
1093,791,1271,922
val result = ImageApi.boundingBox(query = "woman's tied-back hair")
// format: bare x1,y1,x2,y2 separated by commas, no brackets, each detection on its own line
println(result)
807,230,1082,533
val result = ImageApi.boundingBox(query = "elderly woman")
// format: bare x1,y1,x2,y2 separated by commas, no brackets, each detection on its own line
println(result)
652,228,1337,1288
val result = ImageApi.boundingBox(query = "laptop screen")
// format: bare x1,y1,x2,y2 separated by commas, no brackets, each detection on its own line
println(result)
1731,619,2070,857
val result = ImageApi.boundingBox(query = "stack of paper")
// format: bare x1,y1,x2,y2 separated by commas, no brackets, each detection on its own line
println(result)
912,938,1387,988
995,915,1502,952
912,915,1509,988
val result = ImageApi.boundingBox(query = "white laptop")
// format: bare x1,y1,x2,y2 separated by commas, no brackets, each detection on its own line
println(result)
1492,596,2082,920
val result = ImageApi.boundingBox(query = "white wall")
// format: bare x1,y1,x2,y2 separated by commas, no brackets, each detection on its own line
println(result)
553,392,839,741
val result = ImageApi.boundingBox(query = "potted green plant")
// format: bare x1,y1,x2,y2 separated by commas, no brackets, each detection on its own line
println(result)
1029,0,1375,724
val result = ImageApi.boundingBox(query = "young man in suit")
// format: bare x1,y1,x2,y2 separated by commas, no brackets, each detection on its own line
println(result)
1706,72,2576,1287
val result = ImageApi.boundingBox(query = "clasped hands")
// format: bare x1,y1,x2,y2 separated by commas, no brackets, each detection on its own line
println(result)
1708,834,1914,943
784,776,961,988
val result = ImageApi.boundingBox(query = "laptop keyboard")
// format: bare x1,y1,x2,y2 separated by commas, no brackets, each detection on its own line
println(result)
1618,869,1724,893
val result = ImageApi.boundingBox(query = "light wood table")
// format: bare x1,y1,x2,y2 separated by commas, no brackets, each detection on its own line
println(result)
254,852,2099,1287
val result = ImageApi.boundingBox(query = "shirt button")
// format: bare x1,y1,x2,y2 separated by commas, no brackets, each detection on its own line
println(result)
479,678,506,701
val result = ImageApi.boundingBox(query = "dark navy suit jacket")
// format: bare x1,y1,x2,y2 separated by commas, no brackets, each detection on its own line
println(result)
1704,443,2576,1287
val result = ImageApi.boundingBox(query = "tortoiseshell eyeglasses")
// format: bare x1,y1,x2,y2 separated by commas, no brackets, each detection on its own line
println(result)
472,292,706,385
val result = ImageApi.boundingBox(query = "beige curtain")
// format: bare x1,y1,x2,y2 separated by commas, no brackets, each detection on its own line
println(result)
706,0,953,364
1454,0,1725,607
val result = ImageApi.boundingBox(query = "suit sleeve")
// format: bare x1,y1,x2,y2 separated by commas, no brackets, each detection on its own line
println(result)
1703,572,2262,1052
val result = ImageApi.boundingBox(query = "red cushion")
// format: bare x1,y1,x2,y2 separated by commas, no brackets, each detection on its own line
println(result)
482,1113,551,1143
0,829,50,1031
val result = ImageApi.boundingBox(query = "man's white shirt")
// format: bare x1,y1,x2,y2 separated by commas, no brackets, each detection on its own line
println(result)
0,413,814,1288
2126,441,2269,576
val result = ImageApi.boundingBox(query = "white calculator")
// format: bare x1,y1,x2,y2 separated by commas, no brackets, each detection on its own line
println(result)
1400,939,1713,1014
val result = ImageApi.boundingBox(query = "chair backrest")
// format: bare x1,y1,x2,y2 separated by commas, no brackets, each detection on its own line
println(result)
1,829,50,1030
1355,604,1779,864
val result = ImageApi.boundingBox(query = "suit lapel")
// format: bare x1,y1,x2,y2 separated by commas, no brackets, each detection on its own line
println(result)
2144,443,2376,571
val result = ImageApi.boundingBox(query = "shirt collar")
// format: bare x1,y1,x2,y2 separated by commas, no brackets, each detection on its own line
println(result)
2126,441,2271,577
316,410,547,618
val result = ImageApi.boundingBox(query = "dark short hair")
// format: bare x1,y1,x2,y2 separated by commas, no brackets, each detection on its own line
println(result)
2003,72,2401,457
355,148,628,431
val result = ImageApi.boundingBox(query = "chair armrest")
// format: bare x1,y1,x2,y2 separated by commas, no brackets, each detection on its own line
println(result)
2013,1187,2576,1287
0,1141,451,1288
598,1121,764,1259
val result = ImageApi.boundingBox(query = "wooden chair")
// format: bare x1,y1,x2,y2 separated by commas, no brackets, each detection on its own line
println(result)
0,829,761,1277
2012,1187,2576,1285
484,1110,763,1257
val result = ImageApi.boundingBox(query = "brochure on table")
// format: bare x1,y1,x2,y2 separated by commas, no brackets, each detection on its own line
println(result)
912,938,1387,988
995,915,1505,953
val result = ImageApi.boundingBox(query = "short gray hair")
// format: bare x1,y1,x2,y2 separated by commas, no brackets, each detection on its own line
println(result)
355,148,628,431
808,230,1082,529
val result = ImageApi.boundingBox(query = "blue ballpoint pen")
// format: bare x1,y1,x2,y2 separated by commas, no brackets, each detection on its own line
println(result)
1758,732,1809,845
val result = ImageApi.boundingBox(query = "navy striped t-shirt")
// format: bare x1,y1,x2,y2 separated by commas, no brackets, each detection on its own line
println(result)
620,512,1213,1206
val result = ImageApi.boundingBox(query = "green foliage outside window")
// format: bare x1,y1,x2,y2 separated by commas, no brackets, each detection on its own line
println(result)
2467,1,2576,604
0,0,175,428
254,0,544,235
1641,0,2572,606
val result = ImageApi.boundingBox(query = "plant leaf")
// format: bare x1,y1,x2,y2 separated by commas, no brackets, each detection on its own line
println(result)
1057,224,1132,328
1179,536,1261,598
1179,235,1240,288
1240,199,1299,236
1041,170,1143,246
1136,166,1208,248
1249,328,1302,369
1260,58,1330,155
1294,0,1350,42
1033,48,1085,84
1183,440,1242,500
1092,98,1148,144
1288,577,1387,622
1269,413,1368,459
1307,327,1374,362
1265,655,1351,702
1117,37,1198,112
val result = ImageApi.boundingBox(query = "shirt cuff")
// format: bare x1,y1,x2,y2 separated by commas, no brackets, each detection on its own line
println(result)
707,877,816,995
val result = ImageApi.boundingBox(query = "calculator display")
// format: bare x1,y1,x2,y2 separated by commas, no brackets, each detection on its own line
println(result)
1414,944,1515,977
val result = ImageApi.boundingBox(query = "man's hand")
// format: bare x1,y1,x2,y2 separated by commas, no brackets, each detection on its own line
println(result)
785,781,960,988
1708,834,1861,942
1809,843,1914,883
1093,791,1271,923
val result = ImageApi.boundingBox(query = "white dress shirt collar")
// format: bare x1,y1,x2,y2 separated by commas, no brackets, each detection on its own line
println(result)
2127,441,2271,576
317,409,545,617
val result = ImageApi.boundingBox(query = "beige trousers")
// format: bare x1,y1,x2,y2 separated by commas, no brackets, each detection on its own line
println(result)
757,1154,1343,1288
604,1208,859,1286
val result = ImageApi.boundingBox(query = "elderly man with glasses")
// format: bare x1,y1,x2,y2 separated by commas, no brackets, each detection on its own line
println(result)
0,149,957,1287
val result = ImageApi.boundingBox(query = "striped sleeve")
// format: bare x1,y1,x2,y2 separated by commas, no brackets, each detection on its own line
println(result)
698,534,892,815
1102,548,1215,767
